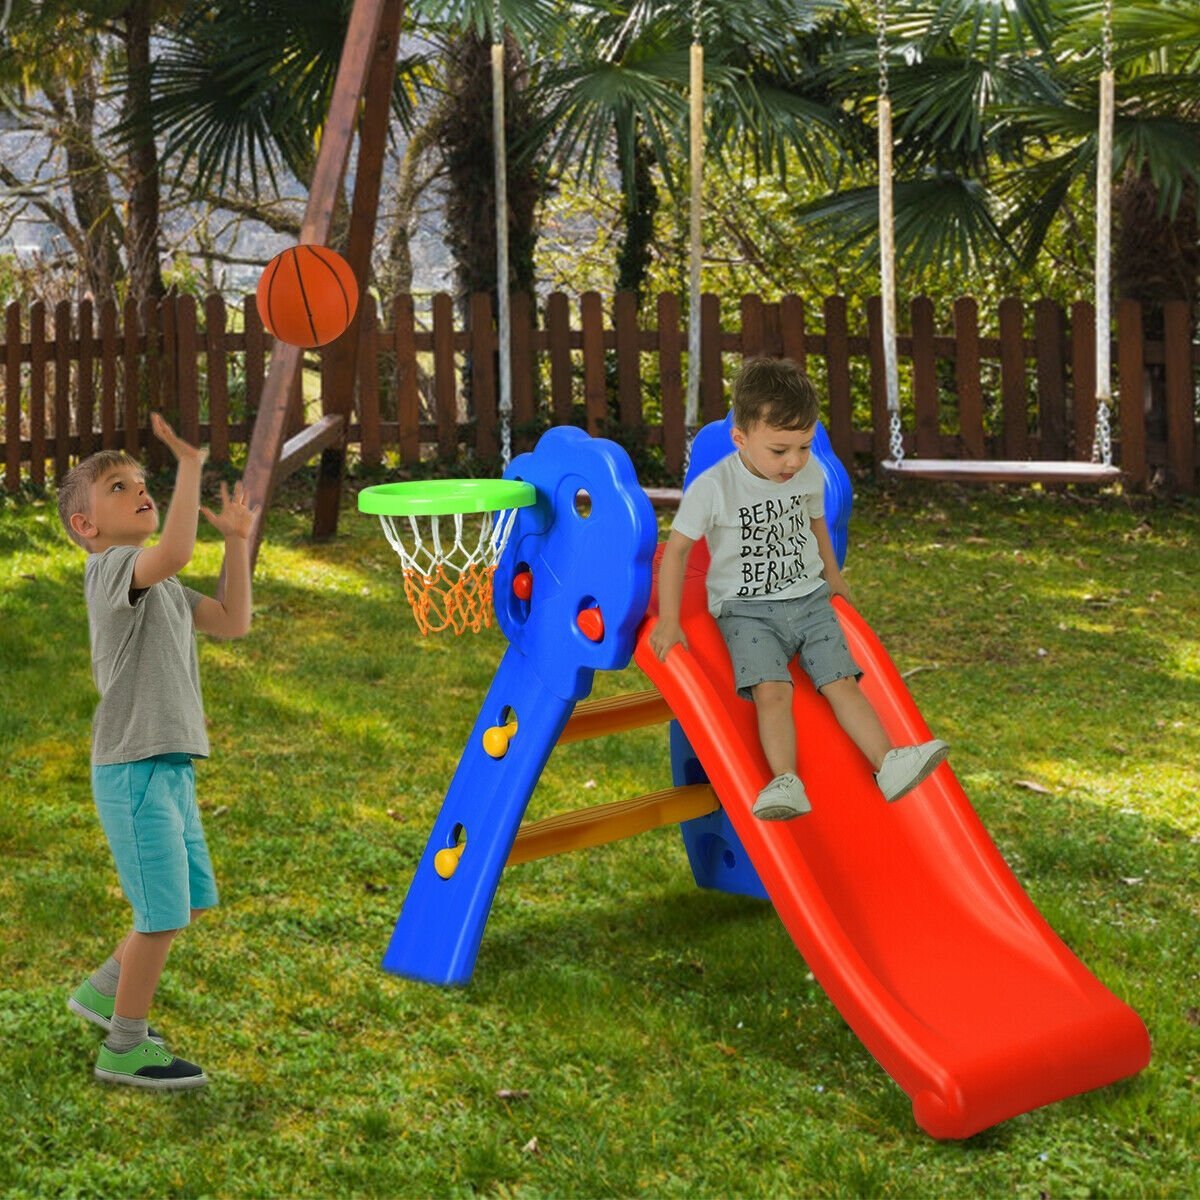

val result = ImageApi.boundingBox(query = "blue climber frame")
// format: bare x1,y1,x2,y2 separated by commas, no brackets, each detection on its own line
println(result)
381,420,852,985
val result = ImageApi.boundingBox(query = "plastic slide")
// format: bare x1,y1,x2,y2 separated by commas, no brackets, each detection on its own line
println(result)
634,543,1151,1139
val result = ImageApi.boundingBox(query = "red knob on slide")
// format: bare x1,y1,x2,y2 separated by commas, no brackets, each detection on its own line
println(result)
512,571,533,601
577,607,604,642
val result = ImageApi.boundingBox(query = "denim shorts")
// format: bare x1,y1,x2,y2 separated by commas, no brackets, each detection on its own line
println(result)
91,754,219,933
716,582,863,700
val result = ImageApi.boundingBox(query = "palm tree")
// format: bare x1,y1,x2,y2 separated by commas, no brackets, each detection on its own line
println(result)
532,0,851,306
791,0,1200,307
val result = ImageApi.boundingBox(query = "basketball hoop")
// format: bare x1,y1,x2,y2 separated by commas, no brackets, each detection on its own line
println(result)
358,479,536,635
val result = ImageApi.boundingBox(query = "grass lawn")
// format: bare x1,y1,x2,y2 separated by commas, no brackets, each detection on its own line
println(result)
1,471,1197,1198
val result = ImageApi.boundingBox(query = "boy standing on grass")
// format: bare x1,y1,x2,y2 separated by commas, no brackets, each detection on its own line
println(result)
649,357,949,820
57,413,256,1090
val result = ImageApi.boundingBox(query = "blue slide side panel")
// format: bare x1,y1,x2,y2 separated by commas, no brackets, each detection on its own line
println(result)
671,720,769,901
382,645,577,985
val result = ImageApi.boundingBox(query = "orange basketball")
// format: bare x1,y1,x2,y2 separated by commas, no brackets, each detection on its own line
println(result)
255,244,359,348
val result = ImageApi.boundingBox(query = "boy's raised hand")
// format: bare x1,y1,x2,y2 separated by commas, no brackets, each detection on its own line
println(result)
151,411,209,465
201,480,259,541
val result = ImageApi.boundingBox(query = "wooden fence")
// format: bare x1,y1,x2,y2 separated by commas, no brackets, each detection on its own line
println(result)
2,290,1197,494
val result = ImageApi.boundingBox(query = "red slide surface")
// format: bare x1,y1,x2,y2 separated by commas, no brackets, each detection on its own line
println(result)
634,544,1150,1139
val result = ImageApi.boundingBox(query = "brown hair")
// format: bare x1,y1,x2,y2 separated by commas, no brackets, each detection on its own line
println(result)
731,356,820,431
57,450,144,549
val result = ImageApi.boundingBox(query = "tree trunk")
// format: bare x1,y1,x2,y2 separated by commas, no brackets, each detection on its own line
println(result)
122,0,166,302
378,121,437,311
616,132,658,307
43,70,126,302
434,31,543,303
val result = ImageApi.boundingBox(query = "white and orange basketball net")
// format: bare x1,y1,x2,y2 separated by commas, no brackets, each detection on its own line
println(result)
377,509,521,636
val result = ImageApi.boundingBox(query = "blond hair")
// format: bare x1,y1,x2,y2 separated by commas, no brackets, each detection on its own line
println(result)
731,356,820,431
57,450,144,549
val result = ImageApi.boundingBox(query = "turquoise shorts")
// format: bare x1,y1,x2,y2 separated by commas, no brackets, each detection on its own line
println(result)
91,754,219,933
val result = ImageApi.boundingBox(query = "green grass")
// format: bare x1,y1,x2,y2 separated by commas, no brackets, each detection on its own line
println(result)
1,477,1198,1198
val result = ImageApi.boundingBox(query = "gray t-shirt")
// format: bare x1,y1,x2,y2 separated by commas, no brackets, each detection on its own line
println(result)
84,544,209,766
673,451,827,616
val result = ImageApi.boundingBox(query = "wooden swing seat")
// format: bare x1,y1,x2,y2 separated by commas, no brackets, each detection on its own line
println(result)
880,459,1123,485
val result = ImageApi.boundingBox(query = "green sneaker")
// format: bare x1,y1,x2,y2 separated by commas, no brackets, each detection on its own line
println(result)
94,1040,207,1091
68,980,165,1045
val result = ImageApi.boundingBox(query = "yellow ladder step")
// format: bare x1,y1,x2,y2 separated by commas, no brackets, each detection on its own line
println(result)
557,689,673,745
507,784,719,867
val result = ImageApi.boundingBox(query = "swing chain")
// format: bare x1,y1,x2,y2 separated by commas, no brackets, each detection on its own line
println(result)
1092,400,1113,467
888,411,904,463
692,0,702,45
1101,0,1113,74
876,0,889,97
492,0,501,44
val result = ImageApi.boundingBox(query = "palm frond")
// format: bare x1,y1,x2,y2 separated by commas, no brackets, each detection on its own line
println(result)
793,174,1012,274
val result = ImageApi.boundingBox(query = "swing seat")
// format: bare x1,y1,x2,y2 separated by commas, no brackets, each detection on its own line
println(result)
880,459,1123,485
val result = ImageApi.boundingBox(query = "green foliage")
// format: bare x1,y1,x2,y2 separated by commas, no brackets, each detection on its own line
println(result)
1,482,1198,1196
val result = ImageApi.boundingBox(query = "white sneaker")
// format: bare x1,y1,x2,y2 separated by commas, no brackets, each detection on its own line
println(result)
752,772,811,821
876,740,950,802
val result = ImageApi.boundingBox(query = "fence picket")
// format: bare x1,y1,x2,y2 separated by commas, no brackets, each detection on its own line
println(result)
700,294,723,423
141,299,162,469
5,305,20,491
545,292,573,427
1071,301,1097,461
393,294,420,464
30,301,46,486
244,297,264,427
432,292,457,459
1163,300,1194,493
511,292,535,451
953,297,984,459
614,291,641,429
177,296,200,446
741,294,765,359
657,294,685,475
78,299,95,458
1117,299,1146,487
998,298,1028,459
780,295,807,371
1034,299,1066,460
911,296,939,457
123,300,140,459
470,291,496,459
358,293,381,466
54,300,71,477
100,300,118,450
205,295,229,463
581,291,606,435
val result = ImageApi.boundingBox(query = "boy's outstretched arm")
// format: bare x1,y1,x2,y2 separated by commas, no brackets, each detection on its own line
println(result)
648,529,694,661
194,481,258,640
132,413,208,590
812,516,851,602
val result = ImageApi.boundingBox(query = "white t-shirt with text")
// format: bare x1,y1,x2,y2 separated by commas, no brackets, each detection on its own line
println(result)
672,451,827,616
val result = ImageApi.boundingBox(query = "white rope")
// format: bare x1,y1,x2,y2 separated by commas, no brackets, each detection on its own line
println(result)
684,0,704,463
378,508,521,581
876,0,903,462
492,13,512,468
1092,0,1114,467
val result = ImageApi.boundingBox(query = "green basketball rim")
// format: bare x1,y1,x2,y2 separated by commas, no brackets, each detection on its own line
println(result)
358,478,536,517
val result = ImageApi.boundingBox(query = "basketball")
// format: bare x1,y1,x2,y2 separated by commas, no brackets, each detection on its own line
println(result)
255,244,359,348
